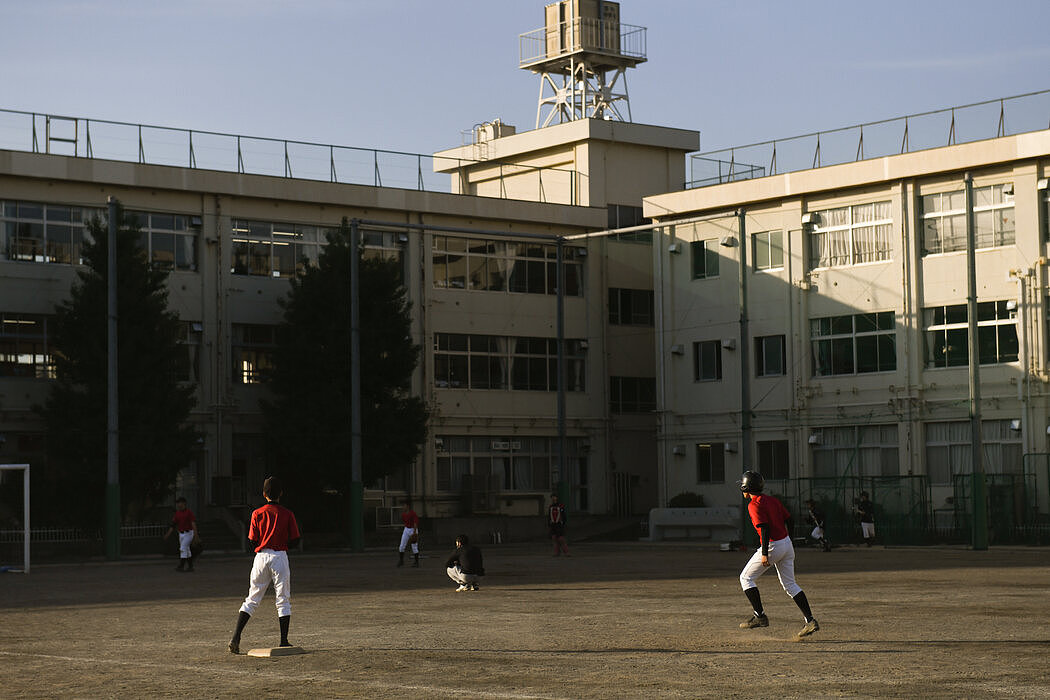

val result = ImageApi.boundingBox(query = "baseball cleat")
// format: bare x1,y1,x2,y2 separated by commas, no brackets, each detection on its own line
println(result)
797,618,820,637
228,641,240,654
739,614,769,629
455,584,470,592
470,584,480,591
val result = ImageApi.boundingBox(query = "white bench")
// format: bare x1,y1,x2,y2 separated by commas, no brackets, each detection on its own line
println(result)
646,507,741,542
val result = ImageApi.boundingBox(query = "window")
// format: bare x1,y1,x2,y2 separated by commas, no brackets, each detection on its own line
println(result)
608,288,654,325
607,204,652,243
921,183,1014,255
812,425,898,479
0,313,54,378
610,376,656,413
435,436,587,492
232,324,276,384
231,220,322,278
1043,187,1050,241
753,230,783,271
811,311,896,376
755,335,785,377
696,442,725,483
756,440,789,480
432,236,584,296
808,201,892,268
925,420,1021,485
177,321,202,384
128,211,198,272
434,333,586,392
690,239,719,280
1,201,97,265
923,301,1018,368
693,340,722,381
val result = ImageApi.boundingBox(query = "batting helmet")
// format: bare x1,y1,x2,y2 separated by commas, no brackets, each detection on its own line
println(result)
739,470,765,494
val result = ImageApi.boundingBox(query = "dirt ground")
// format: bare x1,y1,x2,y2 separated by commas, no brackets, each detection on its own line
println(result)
4,541,1050,699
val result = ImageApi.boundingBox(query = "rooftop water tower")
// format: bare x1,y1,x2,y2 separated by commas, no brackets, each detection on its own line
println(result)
519,0,647,128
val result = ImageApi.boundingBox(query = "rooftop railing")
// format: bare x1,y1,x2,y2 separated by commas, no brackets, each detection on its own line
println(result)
519,19,647,67
687,88,1050,189
0,108,578,205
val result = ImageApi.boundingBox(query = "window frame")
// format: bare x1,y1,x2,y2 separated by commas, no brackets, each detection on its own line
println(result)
755,334,786,377
920,183,1015,255
695,442,726,483
752,230,784,271
690,239,720,280
808,201,893,269
811,311,896,377
693,340,722,382
923,301,1018,368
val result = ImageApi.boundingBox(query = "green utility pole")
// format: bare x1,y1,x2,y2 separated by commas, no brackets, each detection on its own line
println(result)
349,219,364,552
964,174,988,550
105,197,121,560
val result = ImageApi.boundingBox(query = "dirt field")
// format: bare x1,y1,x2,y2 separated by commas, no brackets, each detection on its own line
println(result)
4,541,1050,699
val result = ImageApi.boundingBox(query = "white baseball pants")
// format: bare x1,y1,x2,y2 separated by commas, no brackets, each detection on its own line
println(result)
447,566,478,585
399,527,419,554
739,535,802,597
177,530,194,558
861,522,875,539
239,549,292,617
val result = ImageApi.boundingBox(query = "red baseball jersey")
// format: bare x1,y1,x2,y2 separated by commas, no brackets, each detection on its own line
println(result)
747,494,790,542
172,508,195,533
249,503,300,552
401,510,419,529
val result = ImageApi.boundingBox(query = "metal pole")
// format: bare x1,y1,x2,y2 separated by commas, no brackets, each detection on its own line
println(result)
105,197,120,560
349,219,364,552
23,465,30,573
964,173,988,550
738,210,752,544
556,239,568,505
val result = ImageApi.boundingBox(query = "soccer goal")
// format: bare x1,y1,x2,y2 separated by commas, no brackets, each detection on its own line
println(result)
0,464,30,573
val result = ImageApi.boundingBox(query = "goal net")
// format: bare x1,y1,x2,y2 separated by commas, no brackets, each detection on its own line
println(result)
0,464,30,573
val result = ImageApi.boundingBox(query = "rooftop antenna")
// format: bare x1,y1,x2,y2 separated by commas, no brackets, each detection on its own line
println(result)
519,1,647,128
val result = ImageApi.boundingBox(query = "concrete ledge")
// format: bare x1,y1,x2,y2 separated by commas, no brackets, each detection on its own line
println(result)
647,507,741,542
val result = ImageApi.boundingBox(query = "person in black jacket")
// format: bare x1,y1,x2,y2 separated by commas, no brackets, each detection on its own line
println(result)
445,534,485,592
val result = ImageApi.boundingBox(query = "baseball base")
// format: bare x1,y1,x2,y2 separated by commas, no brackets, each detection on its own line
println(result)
247,646,305,657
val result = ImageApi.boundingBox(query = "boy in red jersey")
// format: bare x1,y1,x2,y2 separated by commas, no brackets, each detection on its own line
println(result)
397,499,420,568
547,494,569,556
737,471,819,638
163,497,197,572
228,476,301,654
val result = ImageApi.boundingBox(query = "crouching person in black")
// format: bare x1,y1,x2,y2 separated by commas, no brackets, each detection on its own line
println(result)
446,534,485,592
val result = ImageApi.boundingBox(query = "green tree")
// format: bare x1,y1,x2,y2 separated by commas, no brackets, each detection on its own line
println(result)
263,219,427,526
39,205,198,526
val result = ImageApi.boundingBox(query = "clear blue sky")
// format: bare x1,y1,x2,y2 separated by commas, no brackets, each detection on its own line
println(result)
4,0,1049,157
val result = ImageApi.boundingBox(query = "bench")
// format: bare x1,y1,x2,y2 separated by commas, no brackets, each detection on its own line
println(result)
646,507,741,542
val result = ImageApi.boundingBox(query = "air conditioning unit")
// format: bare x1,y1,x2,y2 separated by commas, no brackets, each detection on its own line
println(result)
668,242,683,254
671,445,686,456
670,344,685,355
808,433,822,445
721,338,736,350
724,441,738,453
801,213,817,225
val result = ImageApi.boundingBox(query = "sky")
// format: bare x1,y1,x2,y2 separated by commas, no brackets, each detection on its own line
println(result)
3,0,1050,160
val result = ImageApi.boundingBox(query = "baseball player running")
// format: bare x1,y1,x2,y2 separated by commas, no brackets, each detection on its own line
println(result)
737,470,819,638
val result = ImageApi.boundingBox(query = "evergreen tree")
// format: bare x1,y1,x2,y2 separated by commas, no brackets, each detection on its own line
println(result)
39,205,197,526
264,219,427,525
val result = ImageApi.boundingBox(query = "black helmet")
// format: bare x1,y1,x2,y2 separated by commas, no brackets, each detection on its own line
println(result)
739,470,765,494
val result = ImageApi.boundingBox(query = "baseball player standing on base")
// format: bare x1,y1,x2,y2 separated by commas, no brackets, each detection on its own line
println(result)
737,471,819,638
228,476,301,654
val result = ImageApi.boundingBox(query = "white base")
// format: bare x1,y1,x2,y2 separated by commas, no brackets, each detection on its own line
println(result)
247,646,305,657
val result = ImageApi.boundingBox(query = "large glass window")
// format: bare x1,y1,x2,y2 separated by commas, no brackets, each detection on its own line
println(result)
925,420,1022,485
690,239,719,280
607,204,652,243
610,376,656,413
756,439,790,480
608,288,654,325
129,211,198,272
921,183,1014,255
431,236,583,296
232,324,276,384
811,311,896,376
923,301,1018,368
755,335,786,377
808,201,892,268
812,425,898,479
693,340,722,381
1,201,96,265
696,442,725,483
231,220,322,278
0,313,54,378
753,230,783,271
434,333,586,392
435,436,586,492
